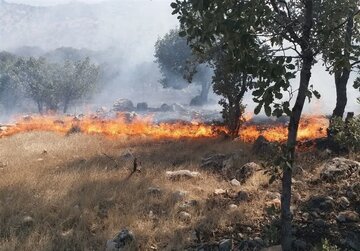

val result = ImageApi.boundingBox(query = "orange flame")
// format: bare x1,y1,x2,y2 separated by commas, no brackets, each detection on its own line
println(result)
0,114,329,142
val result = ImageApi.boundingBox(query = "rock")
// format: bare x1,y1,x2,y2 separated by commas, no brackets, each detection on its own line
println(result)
178,211,191,222
266,198,281,208
147,187,162,196
179,200,199,210
136,102,148,111
235,162,259,183
113,99,135,112
214,189,226,195
106,229,136,251
201,154,228,169
344,231,360,251
236,191,250,202
22,216,34,227
166,170,200,180
228,204,238,210
260,245,282,251
307,196,335,212
320,157,360,182
219,239,232,251
172,190,188,202
292,239,307,250
230,178,241,186
266,192,281,200
314,219,327,227
252,136,278,156
336,211,360,223
339,196,350,208
159,103,173,112
254,237,265,246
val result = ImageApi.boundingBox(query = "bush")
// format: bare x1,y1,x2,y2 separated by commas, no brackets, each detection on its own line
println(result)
329,115,360,152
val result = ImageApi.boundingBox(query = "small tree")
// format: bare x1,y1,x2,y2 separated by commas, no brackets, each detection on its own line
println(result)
56,58,99,113
154,29,212,106
11,57,57,113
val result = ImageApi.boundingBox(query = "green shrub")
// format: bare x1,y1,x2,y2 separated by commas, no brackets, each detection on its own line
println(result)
330,115,360,152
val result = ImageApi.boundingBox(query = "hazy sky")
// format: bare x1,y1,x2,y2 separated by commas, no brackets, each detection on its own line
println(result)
7,0,107,5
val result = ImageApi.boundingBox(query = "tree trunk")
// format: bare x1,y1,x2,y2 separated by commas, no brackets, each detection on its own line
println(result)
63,98,69,114
281,0,314,250
332,71,349,118
37,101,43,114
200,81,211,104
332,12,354,119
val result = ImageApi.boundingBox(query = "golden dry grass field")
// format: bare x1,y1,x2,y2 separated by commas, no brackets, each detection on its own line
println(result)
0,132,358,251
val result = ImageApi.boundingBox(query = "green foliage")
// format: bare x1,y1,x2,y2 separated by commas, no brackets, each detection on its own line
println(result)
0,52,99,114
330,115,360,152
313,239,341,251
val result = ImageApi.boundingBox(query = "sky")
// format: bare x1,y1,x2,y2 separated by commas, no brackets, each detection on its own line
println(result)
7,0,107,5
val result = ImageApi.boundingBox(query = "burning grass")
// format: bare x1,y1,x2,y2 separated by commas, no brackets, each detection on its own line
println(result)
0,113,329,143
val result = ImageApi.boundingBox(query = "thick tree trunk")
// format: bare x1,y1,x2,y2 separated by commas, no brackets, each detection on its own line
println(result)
332,71,350,118
281,0,314,250
332,13,353,119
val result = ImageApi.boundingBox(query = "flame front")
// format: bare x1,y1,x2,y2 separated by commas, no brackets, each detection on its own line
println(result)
0,114,329,142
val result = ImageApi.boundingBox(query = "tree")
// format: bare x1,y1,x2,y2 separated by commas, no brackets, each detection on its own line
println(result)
11,57,57,114
322,0,360,119
56,58,100,113
0,51,23,112
154,29,212,106
171,1,344,250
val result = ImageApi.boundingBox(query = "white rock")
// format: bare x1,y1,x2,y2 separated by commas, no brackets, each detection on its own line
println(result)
166,170,200,180
230,179,241,186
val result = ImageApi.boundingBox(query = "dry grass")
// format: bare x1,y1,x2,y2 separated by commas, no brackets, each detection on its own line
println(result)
0,132,271,251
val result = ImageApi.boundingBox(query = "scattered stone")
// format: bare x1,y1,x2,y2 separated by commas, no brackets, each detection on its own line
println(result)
214,189,226,195
113,99,135,112
236,191,250,202
147,187,162,196
253,237,265,246
219,239,232,251
230,178,241,186
179,200,199,210
307,196,335,212
336,211,360,223
106,229,136,251
266,198,281,208
166,170,200,180
200,154,227,169
136,102,148,111
266,191,281,201
339,196,350,208
235,162,259,183
252,136,278,156
172,190,187,202
37,158,44,162
178,211,191,222
22,216,34,227
228,204,238,210
320,157,360,182
159,103,173,112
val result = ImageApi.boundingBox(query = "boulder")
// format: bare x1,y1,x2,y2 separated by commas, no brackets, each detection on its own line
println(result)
307,196,335,213
336,211,360,223
147,187,162,196
172,190,188,202
320,157,360,182
178,211,191,222
219,239,233,251
113,99,135,112
159,103,173,112
166,170,200,180
252,136,278,156
201,154,228,169
106,229,136,251
230,178,241,186
136,102,148,111
235,162,259,183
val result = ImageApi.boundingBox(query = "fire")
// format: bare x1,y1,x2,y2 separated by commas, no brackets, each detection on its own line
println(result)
240,115,329,142
0,114,329,142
